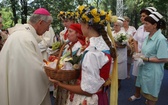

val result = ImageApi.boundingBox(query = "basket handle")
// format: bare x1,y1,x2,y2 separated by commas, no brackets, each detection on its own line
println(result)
55,42,69,70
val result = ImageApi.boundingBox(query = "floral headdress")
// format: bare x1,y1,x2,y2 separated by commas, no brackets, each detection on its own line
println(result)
57,11,76,20
76,5,117,25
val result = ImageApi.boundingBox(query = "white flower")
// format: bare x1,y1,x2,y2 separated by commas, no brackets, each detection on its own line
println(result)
114,33,128,45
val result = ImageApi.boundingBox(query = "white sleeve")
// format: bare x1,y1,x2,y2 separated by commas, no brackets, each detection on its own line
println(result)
131,26,136,36
133,29,139,41
133,25,142,41
81,51,109,94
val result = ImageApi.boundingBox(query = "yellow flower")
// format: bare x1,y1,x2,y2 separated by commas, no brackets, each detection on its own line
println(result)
60,11,64,15
57,11,64,17
105,11,112,22
91,8,98,16
66,11,70,15
100,10,106,16
77,5,86,14
75,11,79,18
82,14,90,22
76,5,116,25
105,16,111,22
71,12,74,16
93,16,100,23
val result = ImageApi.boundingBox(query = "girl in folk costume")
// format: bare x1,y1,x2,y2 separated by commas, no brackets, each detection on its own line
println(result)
55,23,86,105
64,23,86,53
58,11,76,43
49,5,116,105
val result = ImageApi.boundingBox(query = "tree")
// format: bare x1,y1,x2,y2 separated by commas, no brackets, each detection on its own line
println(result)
0,8,13,29
10,0,19,24
20,0,28,24
0,0,168,36
124,0,144,29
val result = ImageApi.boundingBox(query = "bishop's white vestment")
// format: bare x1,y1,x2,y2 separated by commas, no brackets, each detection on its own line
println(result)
0,24,51,105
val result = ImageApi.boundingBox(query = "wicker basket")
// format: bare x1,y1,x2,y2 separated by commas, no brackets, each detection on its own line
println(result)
44,43,81,81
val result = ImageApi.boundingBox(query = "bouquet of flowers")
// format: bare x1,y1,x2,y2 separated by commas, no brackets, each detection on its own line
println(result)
114,33,128,45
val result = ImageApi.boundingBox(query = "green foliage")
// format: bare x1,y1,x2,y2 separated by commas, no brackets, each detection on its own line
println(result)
52,42,61,51
0,0,168,36
69,54,82,65
29,0,85,34
101,0,116,13
0,8,14,29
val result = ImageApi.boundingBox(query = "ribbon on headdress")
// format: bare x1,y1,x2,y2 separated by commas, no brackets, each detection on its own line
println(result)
107,23,118,105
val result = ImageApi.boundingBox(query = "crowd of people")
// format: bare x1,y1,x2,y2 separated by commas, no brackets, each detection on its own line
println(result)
0,4,168,105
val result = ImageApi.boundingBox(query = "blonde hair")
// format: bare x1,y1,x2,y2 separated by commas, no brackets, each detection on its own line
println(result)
116,20,123,27
123,16,130,22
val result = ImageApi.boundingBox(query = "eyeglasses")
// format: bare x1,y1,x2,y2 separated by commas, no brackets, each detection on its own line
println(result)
114,25,119,27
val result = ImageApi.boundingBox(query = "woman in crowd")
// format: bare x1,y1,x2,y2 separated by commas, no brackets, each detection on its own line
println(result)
64,23,86,53
49,11,76,56
136,11,168,105
49,5,115,105
129,7,157,101
122,16,136,78
122,16,136,36
112,17,127,89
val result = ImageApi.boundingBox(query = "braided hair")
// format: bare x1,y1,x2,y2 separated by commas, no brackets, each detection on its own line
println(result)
91,23,116,59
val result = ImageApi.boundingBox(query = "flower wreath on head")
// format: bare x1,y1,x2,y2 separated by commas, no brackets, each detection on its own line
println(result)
76,5,117,26
57,11,76,20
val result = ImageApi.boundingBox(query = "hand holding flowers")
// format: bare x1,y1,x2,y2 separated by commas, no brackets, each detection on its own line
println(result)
114,33,128,47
